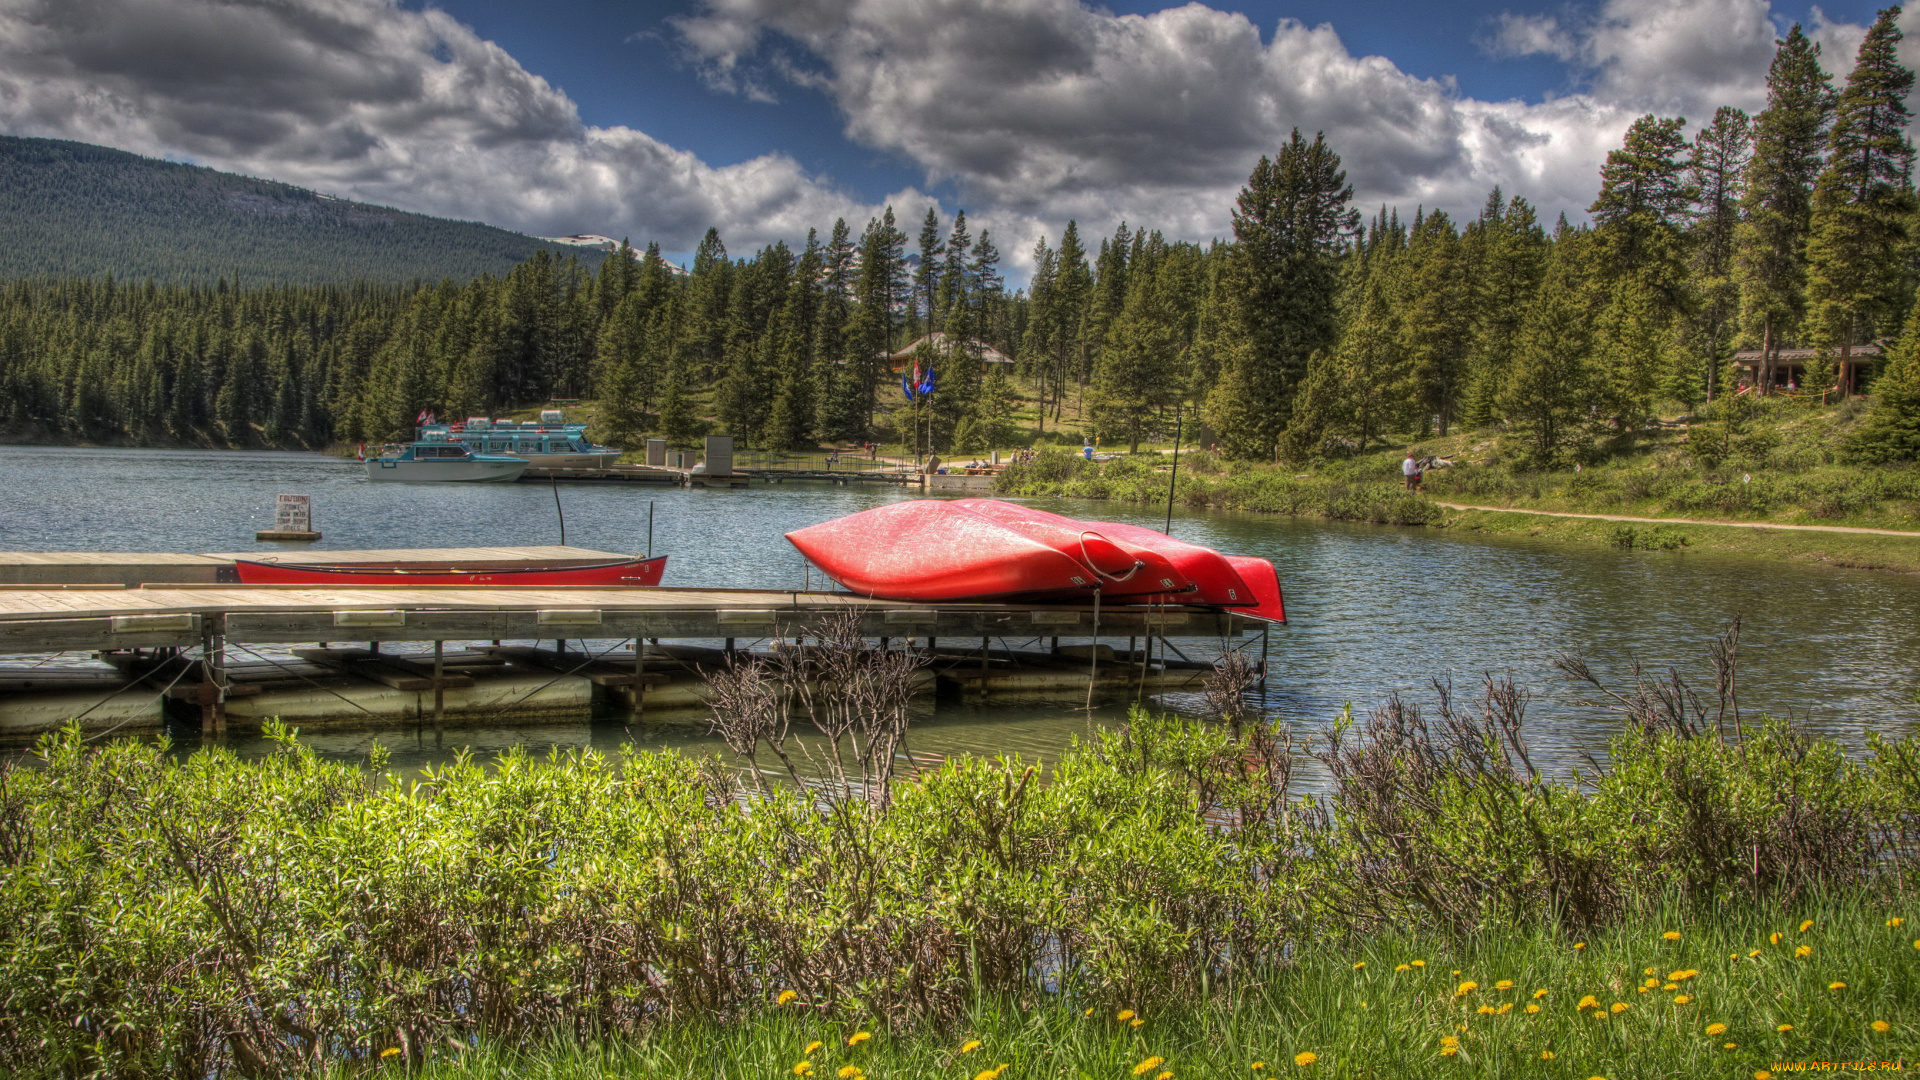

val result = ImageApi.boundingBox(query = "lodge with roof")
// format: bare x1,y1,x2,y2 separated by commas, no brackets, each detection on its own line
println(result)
877,332,1015,374
1731,342,1883,395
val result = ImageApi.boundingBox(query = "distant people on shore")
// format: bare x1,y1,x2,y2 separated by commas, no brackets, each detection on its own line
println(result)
1403,450,1423,492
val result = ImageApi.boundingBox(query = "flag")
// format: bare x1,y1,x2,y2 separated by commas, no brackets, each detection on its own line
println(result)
901,372,914,401
918,365,936,397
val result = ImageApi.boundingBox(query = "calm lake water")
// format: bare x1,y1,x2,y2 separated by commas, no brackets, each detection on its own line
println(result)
3,444,1916,774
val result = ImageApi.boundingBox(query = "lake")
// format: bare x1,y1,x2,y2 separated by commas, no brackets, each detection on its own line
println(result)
3,444,1914,774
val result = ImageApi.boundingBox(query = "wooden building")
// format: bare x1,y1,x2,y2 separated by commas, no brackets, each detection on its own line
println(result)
1731,343,1882,394
878,332,1015,374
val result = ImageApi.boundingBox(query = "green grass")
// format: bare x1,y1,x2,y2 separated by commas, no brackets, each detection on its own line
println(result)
381,896,1920,1078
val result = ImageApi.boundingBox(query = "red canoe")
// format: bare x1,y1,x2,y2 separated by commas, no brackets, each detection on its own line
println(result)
1076,521,1256,607
1222,555,1286,623
951,499,1196,598
234,555,667,587
785,501,1099,601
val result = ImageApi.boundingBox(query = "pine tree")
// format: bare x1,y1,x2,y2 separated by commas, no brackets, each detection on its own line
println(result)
1735,25,1834,394
1587,114,1695,421
1805,7,1916,395
1844,290,1920,460
1206,129,1358,459
1401,210,1472,434
1462,190,1547,425
1500,226,1599,465
913,208,943,338
1285,229,1414,457
1684,107,1752,405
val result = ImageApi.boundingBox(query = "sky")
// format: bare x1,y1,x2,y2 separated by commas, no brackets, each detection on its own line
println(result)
0,0,1907,279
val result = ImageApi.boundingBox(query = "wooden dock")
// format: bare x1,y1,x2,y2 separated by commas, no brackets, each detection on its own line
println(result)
0,547,1267,739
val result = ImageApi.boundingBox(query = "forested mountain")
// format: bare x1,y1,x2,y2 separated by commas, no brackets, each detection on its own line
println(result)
7,14,1920,462
0,136,600,285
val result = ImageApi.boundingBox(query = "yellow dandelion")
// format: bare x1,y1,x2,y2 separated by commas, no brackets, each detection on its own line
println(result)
961,1040,982,1054
1156,1073,1172,1080
1757,1072,1772,1080
1725,1043,1738,1050
1293,1051,1318,1067
1130,1019,1144,1029
1540,1051,1555,1060
1829,981,1847,991
837,1067,862,1080
1642,978,1659,988
1532,988,1549,999
1610,1003,1629,1014
1133,1057,1165,1076
970,1071,998,1080
1771,932,1783,944
1643,967,1657,976
1669,969,1696,980
1705,1023,1727,1036
847,1032,871,1047
1251,1064,1266,1072
1776,1024,1793,1033
1577,995,1599,1011
1799,920,1814,933
1525,1004,1541,1014
380,1048,401,1059
777,990,799,1006
1573,941,1586,950
1662,983,1678,991
1411,959,1426,967
1872,1020,1891,1033
1913,939,1920,950
1496,1002,1514,1014
1352,961,1365,970
1888,918,1905,928
1662,930,1681,941
1675,995,1692,1004
793,1064,813,1077
1637,987,1649,994
1117,1009,1136,1022
1794,945,1812,958
1451,969,1462,976
1748,949,1762,958
1494,980,1513,991
1438,1036,1460,1049
806,1041,824,1055
1395,963,1411,971
1085,1007,1094,1016
1476,1005,1495,1015
1455,980,1479,996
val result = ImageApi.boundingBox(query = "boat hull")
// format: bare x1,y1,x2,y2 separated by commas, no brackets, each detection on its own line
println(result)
500,451,624,469
1221,555,1286,623
786,501,1098,601
1077,521,1256,607
366,457,529,482
234,555,666,587
950,500,1196,598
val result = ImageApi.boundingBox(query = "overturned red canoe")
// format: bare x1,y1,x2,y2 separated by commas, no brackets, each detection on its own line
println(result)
1222,555,1286,623
1076,521,1257,607
234,555,667,587
786,500,1098,601
951,499,1196,598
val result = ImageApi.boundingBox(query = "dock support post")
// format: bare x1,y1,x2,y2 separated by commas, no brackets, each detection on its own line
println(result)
1260,623,1271,699
631,634,647,720
1085,593,1100,711
199,614,227,738
980,635,990,695
432,639,445,733
725,637,735,656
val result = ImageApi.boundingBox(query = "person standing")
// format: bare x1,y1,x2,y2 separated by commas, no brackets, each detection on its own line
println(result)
1403,450,1422,492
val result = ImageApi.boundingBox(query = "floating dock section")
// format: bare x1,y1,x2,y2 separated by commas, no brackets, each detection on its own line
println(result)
0,548,1268,738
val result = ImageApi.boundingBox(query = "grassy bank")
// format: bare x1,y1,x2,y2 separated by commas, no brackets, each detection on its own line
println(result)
995,399,1920,572
5,630,1920,1077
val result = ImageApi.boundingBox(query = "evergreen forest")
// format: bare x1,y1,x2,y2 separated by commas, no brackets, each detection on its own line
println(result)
7,14,1920,463
0,136,601,286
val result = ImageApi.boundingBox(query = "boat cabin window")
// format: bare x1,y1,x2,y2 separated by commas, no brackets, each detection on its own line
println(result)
417,445,469,459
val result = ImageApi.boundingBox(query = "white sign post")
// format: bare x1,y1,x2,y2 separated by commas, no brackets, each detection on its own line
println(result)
258,494,321,541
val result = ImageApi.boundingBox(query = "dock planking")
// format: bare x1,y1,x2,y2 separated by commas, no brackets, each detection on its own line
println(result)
0,546,633,586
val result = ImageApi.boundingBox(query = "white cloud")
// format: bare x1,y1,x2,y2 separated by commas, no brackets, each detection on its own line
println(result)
0,0,898,252
1485,13,1581,62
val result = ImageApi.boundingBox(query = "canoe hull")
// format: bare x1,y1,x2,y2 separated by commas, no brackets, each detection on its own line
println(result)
234,555,666,587
951,500,1196,597
786,501,1098,601
1221,555,1286,623
1078,520,1256,607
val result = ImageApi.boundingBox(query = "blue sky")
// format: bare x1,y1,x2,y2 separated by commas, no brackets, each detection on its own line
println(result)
0,0,1908,273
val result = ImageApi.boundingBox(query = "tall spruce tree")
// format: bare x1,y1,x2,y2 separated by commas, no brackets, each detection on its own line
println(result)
1735,25,1834,393
1805,6,1916,394
1685,107,1752,405
1500,224,1600,464
1587,114,1696,421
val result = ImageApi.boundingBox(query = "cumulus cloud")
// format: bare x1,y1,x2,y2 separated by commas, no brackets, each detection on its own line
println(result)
0,0,898,251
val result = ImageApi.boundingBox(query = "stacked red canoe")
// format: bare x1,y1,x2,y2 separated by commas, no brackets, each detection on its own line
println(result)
783,499,1284,623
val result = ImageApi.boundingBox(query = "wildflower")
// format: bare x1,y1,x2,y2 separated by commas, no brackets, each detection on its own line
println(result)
1405,959,1423,967
1130,1019,1144,1028
1776,1024,1793,1033
848,1032,871,1047
1577,995,1600,1011
1085,1008,1094,1016
1157,1073,1173,1080
1873,1020,1891,1033
1643,978,1660,989
1394,963,1411,972
1133,1057,1166,1076
1251,1064,1266,1071
1644,967,1657,976
1748,949,1762,958
1532,989,1549,999
1293,1051,1317,1067
961,1040,982,1054
1455,980,1479,996
793,1064,813,1077
1662,983,1678,991
1540,1051,1555,1060
1770,932,1783,945
380,1048,401,1059
838,1067,862,1080
1118,1010,1136,1022
1451,970,1461,976
971,1071,1000,1080
1610,1002,1629,1014
1674,995,1692,1005
1888,918,1905,928
806,1041,824,1055
1494,980,1513,991
777,990,799,1006
1663,931,1681,941
1496,1002,1514,1014
1439,1036,1459,1049
1799,919,1814,933
1757,1073,1772,1080
1706,1023,1728,1036
1724,1043,1737,1050
1476,1005,1495,1015
1913,939,1920,950
1829,982,1846,991
1669,969,1697,981
1573,942,1586,950
1352,961,1365,970
1794,945,1812,958
1525,1004,1541,1014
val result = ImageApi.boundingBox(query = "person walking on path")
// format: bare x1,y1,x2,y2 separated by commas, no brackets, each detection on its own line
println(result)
1403,450,1422,492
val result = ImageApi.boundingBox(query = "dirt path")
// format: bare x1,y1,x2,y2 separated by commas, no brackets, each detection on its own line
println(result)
1432,502,1920,538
